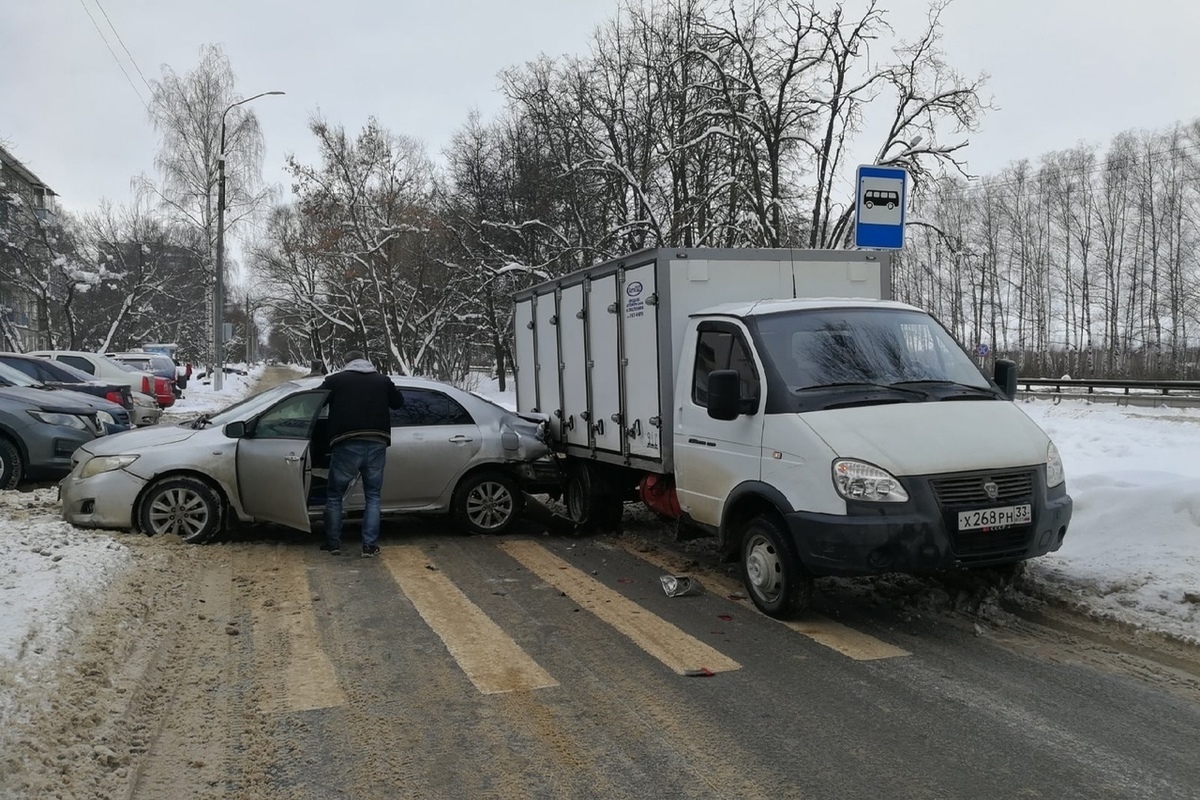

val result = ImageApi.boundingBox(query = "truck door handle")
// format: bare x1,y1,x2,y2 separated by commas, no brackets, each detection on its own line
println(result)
283,454,302,463
448,435,474,444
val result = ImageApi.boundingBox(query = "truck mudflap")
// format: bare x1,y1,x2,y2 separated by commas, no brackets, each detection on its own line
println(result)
782,473,1073,576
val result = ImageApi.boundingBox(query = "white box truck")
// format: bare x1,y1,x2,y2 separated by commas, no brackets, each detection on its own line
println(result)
513,248,1072,618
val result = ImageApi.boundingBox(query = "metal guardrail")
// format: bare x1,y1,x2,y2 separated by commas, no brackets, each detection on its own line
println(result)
1019,377,1200,396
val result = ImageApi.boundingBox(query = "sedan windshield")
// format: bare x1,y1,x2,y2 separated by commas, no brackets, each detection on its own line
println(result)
203,382,301,426
752,308,991,393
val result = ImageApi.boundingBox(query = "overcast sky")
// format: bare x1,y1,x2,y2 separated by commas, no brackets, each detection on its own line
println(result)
3,0,1200,216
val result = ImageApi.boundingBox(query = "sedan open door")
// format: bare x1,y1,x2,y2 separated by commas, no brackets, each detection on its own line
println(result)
234,390,328,532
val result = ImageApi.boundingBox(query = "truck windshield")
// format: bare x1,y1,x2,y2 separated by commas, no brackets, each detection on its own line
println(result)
751,307,991,393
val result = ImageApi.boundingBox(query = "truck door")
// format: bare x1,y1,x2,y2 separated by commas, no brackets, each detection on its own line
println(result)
621,262,662,459
673,322,765,527
588,274,623,454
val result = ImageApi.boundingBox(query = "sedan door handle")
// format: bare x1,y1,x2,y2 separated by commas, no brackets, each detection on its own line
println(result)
283,454,302,462
448,435,474,444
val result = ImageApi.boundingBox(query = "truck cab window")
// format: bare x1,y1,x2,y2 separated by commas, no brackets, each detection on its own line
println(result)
692,328,760,409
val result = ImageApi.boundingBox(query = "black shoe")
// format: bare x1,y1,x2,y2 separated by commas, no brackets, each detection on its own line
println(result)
319,543,342,555
361,545,380,558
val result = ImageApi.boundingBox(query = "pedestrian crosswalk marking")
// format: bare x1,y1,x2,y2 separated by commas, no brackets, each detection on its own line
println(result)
613,539,910,661
382,547,559,695
254,550,347,714
498,540,742,676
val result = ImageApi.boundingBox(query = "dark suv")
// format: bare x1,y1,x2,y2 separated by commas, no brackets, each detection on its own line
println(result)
0,385,108,488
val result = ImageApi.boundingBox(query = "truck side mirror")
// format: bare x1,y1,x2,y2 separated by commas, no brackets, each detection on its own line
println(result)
993,359,1018,401
707,370,742,421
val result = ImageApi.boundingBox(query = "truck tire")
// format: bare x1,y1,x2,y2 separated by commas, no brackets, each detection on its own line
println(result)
565,463,623,532
740,515,813,619
0,437,23,490
452,470,524,535
138,476,223,543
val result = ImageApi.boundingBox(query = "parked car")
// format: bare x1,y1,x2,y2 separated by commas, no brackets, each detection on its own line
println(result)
59,376,559,542
107,352,180,398
0,352,134,411
27,351,174,410
0,361,129,434
0,385,108,488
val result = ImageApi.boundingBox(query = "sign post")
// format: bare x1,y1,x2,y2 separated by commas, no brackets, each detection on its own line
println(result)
854,165,909,250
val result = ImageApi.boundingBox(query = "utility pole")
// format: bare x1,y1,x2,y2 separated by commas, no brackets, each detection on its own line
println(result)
213,89,284,391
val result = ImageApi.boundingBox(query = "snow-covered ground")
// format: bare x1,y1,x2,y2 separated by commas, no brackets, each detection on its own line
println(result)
1,369,1197,674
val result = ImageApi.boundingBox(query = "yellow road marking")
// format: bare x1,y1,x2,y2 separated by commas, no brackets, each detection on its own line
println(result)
499,540,741,676
616,539,910,661
253,552,347,714
382,546,559,695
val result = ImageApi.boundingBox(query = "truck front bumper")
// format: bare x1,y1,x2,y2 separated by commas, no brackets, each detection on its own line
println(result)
784,467,1073,576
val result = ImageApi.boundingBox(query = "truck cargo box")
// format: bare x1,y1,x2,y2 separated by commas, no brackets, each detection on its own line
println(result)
512,248,891,473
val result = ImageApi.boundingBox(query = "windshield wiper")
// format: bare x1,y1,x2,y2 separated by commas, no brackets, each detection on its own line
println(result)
191,412,213,429
890,380,1000,398
795,382,928,399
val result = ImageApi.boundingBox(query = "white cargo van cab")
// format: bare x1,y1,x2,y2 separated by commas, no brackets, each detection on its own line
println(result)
514,249,1072,618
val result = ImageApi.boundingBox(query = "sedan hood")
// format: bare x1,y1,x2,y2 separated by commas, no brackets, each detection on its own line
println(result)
799,401,1050,476
81,423,199,456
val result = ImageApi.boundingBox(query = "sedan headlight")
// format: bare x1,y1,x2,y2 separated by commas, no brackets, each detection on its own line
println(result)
28,410,88,431
1046,441,1065,487
80,454,139,479
832,459,910,502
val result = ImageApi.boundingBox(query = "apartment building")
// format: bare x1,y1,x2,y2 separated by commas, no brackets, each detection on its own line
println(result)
0,144,59,350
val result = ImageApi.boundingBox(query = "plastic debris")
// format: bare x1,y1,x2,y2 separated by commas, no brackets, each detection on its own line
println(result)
660,575,703,597
717,614,733,622
683,668,714,677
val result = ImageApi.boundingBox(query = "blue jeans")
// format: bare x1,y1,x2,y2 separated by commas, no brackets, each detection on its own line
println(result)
323,439,388,549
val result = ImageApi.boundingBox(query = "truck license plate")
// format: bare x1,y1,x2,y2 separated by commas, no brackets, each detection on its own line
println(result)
958,504,1032,531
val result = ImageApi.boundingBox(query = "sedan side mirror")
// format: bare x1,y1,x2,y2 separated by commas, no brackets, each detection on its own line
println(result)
993,359,1018,401
707,369,742,421
224,421,246,438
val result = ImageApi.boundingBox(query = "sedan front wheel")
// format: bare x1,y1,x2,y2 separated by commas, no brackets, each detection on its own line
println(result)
452,470,524,535
138,476,223,543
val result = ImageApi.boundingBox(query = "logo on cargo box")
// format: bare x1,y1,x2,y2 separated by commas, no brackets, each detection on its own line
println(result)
626,281,643,297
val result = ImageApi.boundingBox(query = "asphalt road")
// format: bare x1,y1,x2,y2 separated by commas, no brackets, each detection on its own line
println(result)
71,519,1191,800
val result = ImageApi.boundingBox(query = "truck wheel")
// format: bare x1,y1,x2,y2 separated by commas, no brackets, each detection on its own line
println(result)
0,438,23,489
740,516,812,619
138,476,223,543
453,470,524,535
565,464,624,532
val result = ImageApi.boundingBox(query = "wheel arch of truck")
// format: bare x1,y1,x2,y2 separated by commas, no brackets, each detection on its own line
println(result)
718,480,795,555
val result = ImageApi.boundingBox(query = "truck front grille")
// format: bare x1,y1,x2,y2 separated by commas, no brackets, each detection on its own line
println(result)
931,470,1033,506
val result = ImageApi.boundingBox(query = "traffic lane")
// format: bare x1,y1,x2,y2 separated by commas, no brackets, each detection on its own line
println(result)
273,533,790,799
233,526,1199,798
528,535,1200,799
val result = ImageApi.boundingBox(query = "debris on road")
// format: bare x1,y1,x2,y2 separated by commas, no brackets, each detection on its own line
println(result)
660,575,702,597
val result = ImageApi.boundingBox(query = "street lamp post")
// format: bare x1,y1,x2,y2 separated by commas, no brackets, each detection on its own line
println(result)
214,89,284,391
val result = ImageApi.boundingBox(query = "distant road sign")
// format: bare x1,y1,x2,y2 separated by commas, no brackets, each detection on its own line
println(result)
855,165,908,250
977,343,990,357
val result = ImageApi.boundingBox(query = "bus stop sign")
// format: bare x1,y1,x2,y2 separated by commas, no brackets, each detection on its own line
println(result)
854,165,908,250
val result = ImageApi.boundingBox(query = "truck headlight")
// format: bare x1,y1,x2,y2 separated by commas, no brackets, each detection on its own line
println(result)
28,410,88,430
833,459,909,502
1046,442,1065,487
80,454,139,479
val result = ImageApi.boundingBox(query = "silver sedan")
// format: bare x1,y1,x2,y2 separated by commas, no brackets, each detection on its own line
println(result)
59,376,560,542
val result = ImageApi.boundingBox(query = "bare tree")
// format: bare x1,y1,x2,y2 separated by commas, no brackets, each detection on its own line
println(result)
142,44,271,364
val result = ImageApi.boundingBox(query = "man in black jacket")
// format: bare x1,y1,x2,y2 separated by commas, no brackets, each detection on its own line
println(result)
318,350,404,557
